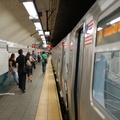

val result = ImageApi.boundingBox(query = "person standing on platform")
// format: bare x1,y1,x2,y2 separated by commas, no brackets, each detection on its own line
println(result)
9,53,19,85
16,49,27,93
37,52,40,63
41,51,48,74
26,52,33,82
31,50,37,69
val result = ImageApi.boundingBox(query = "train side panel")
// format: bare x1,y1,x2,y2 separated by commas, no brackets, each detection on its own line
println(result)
52,0,120,120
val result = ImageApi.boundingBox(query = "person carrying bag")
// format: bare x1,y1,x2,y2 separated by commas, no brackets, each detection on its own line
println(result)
26,52,33,82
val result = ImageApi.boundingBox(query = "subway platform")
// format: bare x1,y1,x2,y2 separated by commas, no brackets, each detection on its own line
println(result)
0,56,62,120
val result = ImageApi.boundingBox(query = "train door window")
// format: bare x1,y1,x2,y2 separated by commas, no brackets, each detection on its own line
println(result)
93,52,120,119
96,8,120,46
93,7,120,119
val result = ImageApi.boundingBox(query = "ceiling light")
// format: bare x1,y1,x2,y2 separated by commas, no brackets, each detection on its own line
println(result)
42,38,46,41
45,31,50,36
34,22,42,30
41,35,45,39
38,31,44,35
23,2,38,19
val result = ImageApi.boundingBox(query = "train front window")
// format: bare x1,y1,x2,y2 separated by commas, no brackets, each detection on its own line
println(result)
93,52,120,119
96,8,120,46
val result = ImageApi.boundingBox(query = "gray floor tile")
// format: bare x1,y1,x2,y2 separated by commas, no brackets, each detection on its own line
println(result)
0,63,44,120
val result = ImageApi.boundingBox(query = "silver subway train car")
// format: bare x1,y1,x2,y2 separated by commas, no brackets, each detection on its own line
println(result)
52,0,120,120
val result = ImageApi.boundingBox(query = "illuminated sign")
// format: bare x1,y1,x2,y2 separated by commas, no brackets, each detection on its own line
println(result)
98,21,120,44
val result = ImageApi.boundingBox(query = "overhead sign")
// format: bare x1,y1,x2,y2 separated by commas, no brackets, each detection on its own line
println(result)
97,21,120,45
32,44,41,49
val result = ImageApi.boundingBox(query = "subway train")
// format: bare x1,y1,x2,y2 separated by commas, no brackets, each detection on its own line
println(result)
51,0,120,120
0,40,34,91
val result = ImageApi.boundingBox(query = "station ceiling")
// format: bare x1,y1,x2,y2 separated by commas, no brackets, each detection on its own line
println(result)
0,0,96,47
36,0,97,46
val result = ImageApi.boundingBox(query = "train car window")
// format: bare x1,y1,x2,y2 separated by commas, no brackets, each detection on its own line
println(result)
96,8,120,46
93,51,120,119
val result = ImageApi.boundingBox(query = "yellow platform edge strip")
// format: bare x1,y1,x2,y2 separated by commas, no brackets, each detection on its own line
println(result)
35,56,62,120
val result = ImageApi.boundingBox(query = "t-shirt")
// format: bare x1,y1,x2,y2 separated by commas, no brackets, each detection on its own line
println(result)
16,55,27,69
9,58,16,67
25,56,29,61
32,53,37,59
41,54,47,62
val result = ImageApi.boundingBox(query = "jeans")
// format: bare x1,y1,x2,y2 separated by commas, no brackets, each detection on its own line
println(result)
42,62,46,73
10,67,19,83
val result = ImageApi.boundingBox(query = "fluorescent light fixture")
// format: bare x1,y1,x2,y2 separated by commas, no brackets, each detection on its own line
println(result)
42,38,46,41
29,16,36,20
109,17,120,25
38,31,44,35
23,2,38,19
41,35,45,39
34,22,42,30
36,28,39,31
97,27,103,31
45,31,50,36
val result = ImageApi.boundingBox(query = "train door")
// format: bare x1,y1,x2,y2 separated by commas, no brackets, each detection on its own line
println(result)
56,47,60,78
57,46,61,81
58,42,65,95
74,27,84,120
60,42,67,106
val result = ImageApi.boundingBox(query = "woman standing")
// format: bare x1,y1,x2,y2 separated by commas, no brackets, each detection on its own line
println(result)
9,53,19,85
26,52,32,82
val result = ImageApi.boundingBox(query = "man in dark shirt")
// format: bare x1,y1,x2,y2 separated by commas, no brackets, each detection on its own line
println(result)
16,49,27,93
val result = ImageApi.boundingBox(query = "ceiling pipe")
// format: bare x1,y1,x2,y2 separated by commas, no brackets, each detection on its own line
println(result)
46,10,49,31
30,31,38,37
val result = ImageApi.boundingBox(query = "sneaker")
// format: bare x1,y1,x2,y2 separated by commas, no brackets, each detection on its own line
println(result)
22,90,25,93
